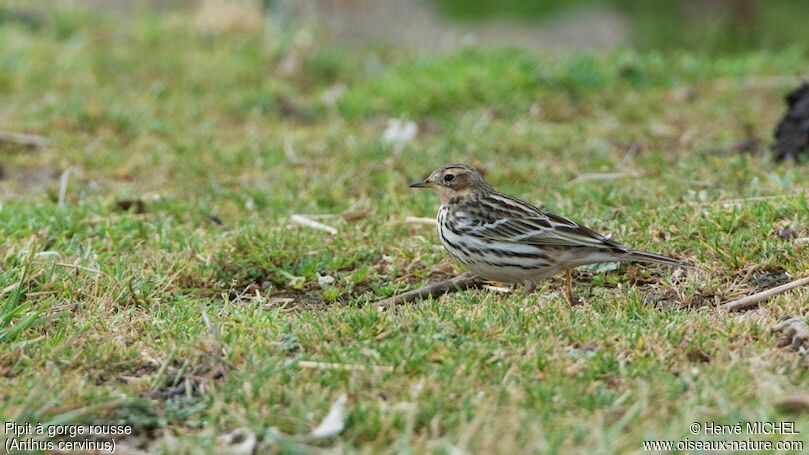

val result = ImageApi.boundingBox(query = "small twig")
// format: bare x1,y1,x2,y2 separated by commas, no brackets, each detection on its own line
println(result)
290,214,337,235
0,131,49,149
375,273,485,308
565,171,642,187
722,276,809,312
405,216,435,226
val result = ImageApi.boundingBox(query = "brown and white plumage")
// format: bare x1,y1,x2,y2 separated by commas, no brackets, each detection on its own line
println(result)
410,163,686,285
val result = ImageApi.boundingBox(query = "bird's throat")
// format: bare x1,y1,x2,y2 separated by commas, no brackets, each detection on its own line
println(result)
436,187,486,205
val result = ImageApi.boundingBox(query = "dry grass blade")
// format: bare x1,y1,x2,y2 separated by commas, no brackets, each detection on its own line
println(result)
721,276,809,312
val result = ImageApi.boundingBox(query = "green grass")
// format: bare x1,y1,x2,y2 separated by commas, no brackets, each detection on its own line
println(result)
1,4,808,453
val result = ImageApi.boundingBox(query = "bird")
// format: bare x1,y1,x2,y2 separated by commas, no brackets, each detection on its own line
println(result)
409,163,688,302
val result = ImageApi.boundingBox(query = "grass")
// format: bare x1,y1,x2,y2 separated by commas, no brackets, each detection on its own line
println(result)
1,4,808,453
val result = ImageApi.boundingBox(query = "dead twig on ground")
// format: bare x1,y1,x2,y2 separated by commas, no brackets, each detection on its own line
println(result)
375,273,485,308
721,276,809,312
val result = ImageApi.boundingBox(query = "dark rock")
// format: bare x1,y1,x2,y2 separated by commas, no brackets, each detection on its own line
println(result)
772,82,809,162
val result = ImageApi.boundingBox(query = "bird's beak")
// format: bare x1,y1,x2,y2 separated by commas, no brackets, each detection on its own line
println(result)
409,179,429,188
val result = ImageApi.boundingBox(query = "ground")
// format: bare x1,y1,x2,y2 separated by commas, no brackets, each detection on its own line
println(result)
0,5,808,454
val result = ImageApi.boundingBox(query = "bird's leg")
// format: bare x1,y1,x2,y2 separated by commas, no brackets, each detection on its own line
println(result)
565,269,574,305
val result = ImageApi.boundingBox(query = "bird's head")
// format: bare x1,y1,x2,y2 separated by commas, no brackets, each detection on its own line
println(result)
409,163,491,203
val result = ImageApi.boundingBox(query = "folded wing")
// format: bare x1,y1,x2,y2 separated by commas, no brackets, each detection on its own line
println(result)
465,193,626,251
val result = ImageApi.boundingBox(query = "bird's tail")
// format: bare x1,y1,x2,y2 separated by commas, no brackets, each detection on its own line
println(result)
624,250,691,268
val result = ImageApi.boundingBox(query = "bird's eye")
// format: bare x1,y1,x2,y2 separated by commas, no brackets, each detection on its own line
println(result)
443,174,455,182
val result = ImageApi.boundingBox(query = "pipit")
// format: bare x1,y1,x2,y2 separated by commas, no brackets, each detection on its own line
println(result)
410,164,687,301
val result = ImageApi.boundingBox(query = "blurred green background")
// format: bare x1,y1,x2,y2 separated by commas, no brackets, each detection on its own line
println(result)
435,0,809,52
10,1,805,54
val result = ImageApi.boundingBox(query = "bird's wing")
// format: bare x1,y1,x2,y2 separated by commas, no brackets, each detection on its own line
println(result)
461,193,625,250
475,214,621,248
